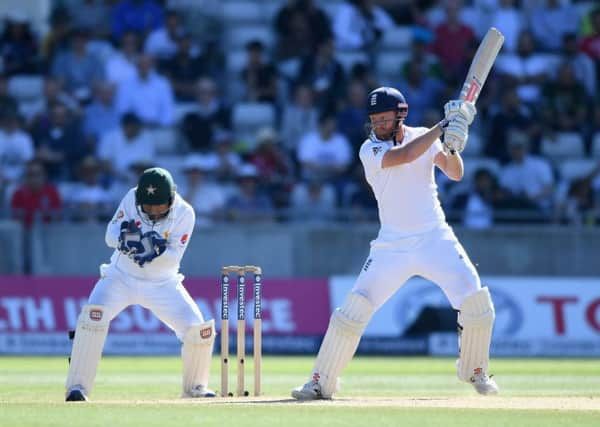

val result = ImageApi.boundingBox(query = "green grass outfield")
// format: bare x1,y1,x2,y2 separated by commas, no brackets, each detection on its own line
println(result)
1,356,599,427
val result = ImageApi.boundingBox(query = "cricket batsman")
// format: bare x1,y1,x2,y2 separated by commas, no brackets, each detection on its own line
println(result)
65,167,215,401
292,87,498,400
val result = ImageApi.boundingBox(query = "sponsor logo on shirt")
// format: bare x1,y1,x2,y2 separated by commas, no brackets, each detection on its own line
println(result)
180,234,188,245
372,145,383,156
89,309,103,321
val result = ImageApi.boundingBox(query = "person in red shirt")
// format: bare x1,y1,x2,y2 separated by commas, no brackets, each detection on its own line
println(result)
580,7,600,62
431,0,476,82
11,159,62,228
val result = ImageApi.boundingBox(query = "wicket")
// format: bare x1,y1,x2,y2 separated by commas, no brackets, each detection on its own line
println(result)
220,265,262,397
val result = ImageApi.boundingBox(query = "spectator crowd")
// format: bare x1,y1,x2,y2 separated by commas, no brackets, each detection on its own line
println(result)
1,0,600,230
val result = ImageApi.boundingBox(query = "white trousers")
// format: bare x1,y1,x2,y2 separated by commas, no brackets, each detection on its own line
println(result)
353,225,481,310
88,265,204,340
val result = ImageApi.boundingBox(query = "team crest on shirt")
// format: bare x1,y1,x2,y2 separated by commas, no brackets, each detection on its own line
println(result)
372,145,383,156
180,234,188,244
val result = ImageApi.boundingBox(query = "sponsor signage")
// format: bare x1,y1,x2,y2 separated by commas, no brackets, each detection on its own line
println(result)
0,276,330,355
331,276,600,356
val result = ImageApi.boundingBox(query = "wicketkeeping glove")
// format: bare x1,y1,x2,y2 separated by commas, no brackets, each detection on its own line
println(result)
133,231,168,267
118,220,143,255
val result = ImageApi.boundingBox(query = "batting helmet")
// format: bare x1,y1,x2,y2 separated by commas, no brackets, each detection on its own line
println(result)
135,167,176,206
366,87,408,116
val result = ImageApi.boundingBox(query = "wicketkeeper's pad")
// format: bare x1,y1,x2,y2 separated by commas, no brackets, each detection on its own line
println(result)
181,320,215,397
457,287,495,382
65,304,110,397
312,292,374,397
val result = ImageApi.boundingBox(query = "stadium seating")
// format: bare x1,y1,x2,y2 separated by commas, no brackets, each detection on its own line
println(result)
559,159,598,182
540,132,585,164
232,102,276,151
8,75,44,102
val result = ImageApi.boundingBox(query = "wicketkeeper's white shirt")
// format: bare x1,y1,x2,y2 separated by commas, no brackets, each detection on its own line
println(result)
103,188,195,283
358,125,446,242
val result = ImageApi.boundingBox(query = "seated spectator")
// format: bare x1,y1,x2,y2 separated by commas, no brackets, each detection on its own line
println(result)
280,84,319,152
144,9,182,61
0,110,35,186
297,112,352,182
32,102,88,181
559,173,600,226
105,31,140,84
489,0,524,53
397,61,444,127
273,0,332,62
337,80,369,152
289,177,337,223
0,12,39,75
115,53,175,126
431,0,476,83
240,40,279,103
451,168,500,229
562,33,596,98
11,160,62,229
27,77,80,125
485,87,539,162
226,164,275,223
40,7,72,63
111,0,164,41
530,0,578,52
51,28,104,102
500,131,555,214
332,0,394,52
212,130,243,182
403,38,444,81
97,112,155,182
180,77,231,152
344,164,377,222
82,82,120,144
0,75,18,117
496,30,552,104
179,154,226,226
162,31,206,101
297,35,346,111
65,156,114,222
539,63,589,133
248,127,295,208
579,7,600,64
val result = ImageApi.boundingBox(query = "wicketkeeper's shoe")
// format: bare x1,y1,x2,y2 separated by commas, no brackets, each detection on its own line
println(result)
470,372,499,395
291,380,330,401
187,385,216,398
65,386,88,402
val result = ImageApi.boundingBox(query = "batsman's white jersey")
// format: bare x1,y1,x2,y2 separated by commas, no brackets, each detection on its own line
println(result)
88,188,204,338
356,126,481,309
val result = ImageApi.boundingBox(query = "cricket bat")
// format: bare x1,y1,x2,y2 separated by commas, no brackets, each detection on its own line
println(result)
460,27,504,104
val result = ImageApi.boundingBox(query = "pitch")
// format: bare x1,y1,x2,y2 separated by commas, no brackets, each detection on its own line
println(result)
1,356,598,426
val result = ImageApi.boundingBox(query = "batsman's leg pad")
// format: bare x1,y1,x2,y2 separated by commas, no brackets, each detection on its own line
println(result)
312,292,374,397
457,287,495,382
181,320,215,396
65,305,109,397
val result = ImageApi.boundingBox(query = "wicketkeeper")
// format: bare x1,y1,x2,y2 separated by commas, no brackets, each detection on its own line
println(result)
65,167,215,401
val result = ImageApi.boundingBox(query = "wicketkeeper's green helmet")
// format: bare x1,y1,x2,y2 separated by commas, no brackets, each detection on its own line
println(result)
135,167,176,206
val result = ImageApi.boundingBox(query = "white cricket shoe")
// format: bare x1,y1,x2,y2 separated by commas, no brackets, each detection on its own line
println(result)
186,385,216,398
470,372,499,395
291,380,330,401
